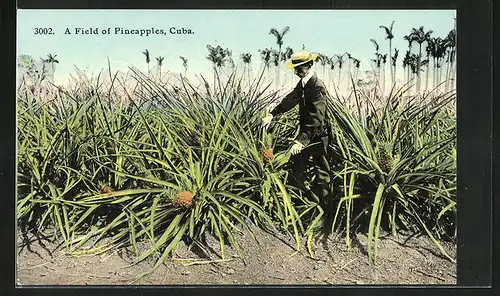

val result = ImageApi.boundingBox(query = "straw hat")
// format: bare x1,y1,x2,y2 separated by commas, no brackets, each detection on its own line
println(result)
286,51,319,70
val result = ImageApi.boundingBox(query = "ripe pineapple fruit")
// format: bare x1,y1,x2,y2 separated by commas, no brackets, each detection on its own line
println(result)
174,191,194,208
99,182,113,194
261,130,274,165
262,149,274,165
377,142,394,173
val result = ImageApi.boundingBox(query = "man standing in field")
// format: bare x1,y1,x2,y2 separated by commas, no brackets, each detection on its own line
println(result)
262,51,332,208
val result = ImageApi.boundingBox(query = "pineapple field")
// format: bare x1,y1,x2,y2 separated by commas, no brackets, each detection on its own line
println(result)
16,13,459,284
16,62,457,284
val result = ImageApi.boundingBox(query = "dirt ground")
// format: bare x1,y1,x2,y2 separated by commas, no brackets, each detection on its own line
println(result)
16,225,457,286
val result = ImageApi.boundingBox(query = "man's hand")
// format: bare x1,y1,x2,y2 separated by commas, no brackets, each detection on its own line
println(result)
262,114,273,129
290,141,304,155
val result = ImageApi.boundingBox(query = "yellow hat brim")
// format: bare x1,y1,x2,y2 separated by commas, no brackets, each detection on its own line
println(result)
286,53,319,70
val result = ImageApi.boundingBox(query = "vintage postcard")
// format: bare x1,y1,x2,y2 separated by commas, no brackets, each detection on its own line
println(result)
16,9,457,285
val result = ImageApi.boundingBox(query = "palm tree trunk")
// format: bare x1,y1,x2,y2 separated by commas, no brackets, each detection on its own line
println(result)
439,59,445,92
451,50,456,91
377,66,381,96
424,54,430,92
417,44,422,94
356,68,360,87
408,66,411,88
393,64,397,87
382,63,386,96
276,45,281,89
51,62,55,83
402,66,405,86
348,59,353,93
389,42,393,87
328,69,331,90
213,65,217,92
338,68,341,94
432,60,435,90
445,51,451,92
247,65,251,88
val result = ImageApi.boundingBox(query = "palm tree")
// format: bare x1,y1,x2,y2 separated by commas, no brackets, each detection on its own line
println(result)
409,26,433,94
427,37,440,89
317,53,328,82
206,44,231,89
450,18,457,91
179,56,188,77
282,46,293,60
370,39,382,90
403,33,414,52
425,37,438,91
269,26,290,88
380,21,395,86
424,39,432,91
259,48,273,79
370,38,380,54
18,54,35,68
371,53,383,95
402,50,412,87
225,49,235,72
142,49,151,76
241,53,252,86
43,53,59,83
380,53,387,95
444,28,456,92
333,53,347,93
370,38,380,73
282,47,293,86
155,56,165,79
403,33,415,86
328,56,336,90
407,53,427,94
391,48,399,86
434,38,448,91
17,54,36,87
408,54,419,83
347,54,357,82
271,49,280,74
352,58,361,85
345,52,353,78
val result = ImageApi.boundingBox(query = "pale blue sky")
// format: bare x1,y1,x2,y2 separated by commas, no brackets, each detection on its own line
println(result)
17,9,456,85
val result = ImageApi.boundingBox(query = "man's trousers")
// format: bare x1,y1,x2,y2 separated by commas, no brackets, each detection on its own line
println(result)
287,135,331,204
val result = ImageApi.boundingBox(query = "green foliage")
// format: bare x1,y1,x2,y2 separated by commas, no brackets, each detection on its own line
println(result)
16,64,456,280
325,83,456,264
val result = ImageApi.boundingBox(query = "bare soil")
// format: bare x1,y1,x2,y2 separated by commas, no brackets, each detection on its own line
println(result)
16,226,456,286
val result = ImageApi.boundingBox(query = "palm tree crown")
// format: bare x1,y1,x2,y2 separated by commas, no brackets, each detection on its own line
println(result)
268,26,290,49
379,21,395,40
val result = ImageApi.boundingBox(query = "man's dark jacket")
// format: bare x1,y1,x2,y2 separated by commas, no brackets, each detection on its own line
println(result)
270,72,329,146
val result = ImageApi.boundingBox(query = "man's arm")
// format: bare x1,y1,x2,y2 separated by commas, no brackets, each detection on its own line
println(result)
270,85,301,117
295,85,328,146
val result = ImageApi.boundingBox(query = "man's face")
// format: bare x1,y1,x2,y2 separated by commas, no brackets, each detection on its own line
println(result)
294,64,310,78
